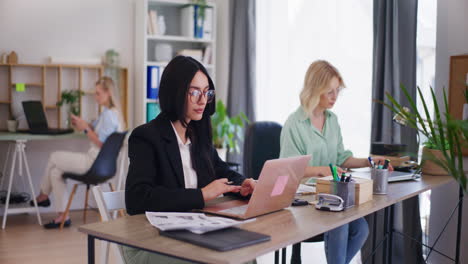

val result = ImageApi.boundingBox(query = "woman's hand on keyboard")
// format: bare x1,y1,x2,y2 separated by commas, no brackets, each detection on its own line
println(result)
201,178,241,201
240,178,256,196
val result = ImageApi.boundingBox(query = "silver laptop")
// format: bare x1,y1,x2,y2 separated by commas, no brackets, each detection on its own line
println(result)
350,168,420,182
387,170,421,182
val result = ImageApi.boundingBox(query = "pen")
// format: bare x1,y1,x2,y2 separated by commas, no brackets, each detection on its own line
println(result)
383,159,390,169
340,173,346,182
329,164,337,181
333,166,339,181
345,174,352,182
368,157,374,167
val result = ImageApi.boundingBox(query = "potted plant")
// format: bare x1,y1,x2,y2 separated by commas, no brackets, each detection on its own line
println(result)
56,90,84,128
421,134,450,175
380,85,467,191
211,100,249,160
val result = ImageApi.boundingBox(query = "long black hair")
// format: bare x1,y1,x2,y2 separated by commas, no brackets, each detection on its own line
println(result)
158,56,216,181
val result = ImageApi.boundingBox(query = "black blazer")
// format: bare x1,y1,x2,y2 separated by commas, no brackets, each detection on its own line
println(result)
125,114,246,215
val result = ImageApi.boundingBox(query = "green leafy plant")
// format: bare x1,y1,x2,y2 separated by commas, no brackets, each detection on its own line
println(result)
56,90,84,116
423,134,450,151
379,85,467,192
211,100,249,153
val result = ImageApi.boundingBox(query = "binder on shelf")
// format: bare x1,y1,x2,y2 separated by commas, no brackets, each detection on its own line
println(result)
147,102,161,122
147,65,160,99
180,5,195,38
203,7,213,40
194,5,203,39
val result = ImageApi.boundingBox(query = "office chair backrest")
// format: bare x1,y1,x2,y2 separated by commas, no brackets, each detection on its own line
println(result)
243,121,282,180
93,186,125,264
87,132,127,182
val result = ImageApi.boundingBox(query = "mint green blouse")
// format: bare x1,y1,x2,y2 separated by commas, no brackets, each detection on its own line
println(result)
280,106,353,166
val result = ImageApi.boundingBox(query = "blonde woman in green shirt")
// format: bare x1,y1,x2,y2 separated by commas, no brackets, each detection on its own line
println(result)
280,60,389,264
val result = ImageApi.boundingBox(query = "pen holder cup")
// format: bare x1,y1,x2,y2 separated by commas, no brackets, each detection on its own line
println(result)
330,180,355,209
371,168,389,194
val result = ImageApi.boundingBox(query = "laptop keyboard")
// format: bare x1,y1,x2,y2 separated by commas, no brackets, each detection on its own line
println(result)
219,204,249,215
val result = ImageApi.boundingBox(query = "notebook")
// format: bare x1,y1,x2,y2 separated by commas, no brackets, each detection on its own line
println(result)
160,227,271,251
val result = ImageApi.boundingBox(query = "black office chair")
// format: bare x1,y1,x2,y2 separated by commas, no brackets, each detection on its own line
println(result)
60,131,127,229
243,121,323,264
243,121,282,180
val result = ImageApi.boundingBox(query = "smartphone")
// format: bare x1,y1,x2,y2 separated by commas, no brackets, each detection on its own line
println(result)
291,198,309,206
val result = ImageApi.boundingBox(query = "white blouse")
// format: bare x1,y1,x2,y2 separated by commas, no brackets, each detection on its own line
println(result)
171,122,198,189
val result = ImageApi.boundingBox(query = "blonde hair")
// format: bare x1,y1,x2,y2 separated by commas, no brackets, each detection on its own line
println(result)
95,76,126,129
299,60,345,115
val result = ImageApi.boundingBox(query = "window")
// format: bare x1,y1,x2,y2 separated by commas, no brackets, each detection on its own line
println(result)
416,0,437,257
256,0,373,157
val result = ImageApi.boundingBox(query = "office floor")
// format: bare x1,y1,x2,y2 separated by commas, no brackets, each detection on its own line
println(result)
0,210,361,264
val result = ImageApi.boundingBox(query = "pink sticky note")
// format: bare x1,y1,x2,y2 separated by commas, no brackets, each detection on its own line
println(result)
270,175,289,197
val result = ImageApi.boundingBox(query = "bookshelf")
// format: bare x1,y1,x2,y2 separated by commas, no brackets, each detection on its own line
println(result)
0,63,129,131
135,0,217,125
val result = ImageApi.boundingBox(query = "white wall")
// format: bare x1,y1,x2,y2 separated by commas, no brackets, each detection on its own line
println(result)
0,0,135,212
0,0,135,126
429,0,468,262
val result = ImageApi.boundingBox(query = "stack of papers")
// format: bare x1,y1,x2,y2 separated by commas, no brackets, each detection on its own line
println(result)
296,184,316,195
145,212,253,234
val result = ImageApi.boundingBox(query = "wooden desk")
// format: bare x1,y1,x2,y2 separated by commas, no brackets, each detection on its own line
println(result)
79,175,454,264
0,132,86,229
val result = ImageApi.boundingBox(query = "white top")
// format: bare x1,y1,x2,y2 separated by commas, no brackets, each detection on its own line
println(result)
171,122,198,189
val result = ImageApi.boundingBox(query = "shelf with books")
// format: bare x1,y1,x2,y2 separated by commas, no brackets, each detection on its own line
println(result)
0,63,128,131
135,0,217,125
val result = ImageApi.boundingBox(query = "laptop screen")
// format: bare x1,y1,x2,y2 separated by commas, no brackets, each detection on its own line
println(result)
22,101,49,130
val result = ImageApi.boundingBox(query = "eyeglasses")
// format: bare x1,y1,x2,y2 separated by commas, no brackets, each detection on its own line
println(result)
188,89,215,104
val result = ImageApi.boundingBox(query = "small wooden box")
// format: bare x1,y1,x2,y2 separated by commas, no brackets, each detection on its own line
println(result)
316,176,373,205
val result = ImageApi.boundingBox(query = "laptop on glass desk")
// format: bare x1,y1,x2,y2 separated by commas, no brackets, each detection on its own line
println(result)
199,155,311,220
22,101,73,135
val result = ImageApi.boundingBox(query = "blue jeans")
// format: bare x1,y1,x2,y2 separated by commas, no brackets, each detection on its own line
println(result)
324,217,369,264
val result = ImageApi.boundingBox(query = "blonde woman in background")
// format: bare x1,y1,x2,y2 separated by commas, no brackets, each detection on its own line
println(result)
280,60,391,264
33,76,125,229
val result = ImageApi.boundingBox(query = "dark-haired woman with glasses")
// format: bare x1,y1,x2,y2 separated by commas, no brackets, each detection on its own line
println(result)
124,56,257,264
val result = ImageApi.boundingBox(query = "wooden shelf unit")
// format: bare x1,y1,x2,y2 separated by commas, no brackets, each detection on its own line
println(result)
0,63,129,131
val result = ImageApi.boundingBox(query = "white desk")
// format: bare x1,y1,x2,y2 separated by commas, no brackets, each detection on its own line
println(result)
0,132,86,229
